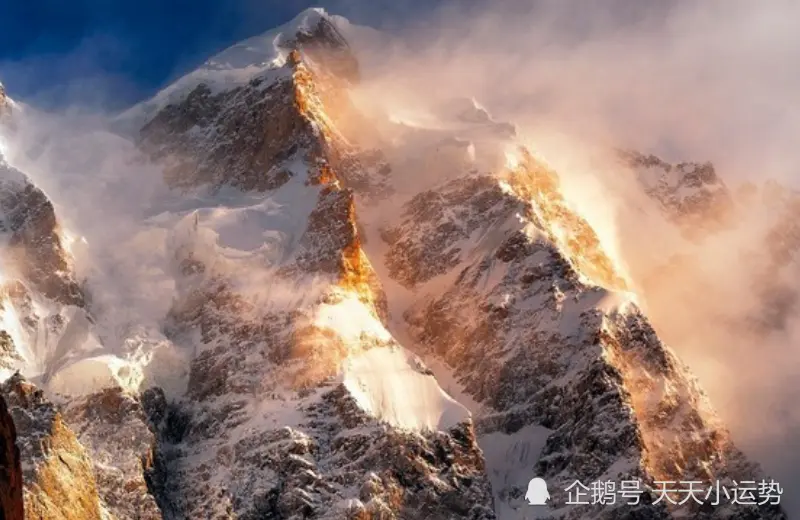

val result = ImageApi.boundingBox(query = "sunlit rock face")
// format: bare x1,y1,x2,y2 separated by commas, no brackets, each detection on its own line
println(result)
383,149,785,518
130,9,494,520
61,388,162,519
0,7,789,520
1,375,104,520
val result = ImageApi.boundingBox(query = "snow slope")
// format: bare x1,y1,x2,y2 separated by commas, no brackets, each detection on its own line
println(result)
342,345,469,431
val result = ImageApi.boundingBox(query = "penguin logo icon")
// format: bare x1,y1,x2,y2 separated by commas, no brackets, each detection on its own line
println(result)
525,477,550,505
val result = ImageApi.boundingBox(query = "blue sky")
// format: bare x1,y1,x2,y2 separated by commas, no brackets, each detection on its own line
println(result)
0,0,430,111
0,0,672,112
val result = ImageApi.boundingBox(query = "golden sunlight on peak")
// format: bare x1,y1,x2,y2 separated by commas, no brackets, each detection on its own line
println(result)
502,142,632,293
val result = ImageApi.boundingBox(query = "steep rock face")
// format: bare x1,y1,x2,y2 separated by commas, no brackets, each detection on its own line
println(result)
0,394,24,520
0,374,104,520
139,55,390,197
138,10,385,198
133,10,787,518
386,152,785,519
291,15,359,82
0,155,99,393
61,388,162,519
140,72,304,191
143,137,491,518
2,104,129,519
130,10,494,520
0,158,84,307
144,381,493,520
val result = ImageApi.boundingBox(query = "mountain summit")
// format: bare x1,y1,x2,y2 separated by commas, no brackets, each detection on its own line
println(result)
0,9,788,520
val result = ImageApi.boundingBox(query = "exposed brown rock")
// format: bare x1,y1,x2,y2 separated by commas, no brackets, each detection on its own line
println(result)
1,375,103,520
140,74,313,191
0,181,84,306
389,158,786,518
139,18,388,202
507,148,627,291
0,394,24,520
137,16,493,517
62,388,163,519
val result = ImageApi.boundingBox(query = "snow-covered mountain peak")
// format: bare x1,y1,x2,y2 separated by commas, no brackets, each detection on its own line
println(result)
117,7,353,131
0,8,791,519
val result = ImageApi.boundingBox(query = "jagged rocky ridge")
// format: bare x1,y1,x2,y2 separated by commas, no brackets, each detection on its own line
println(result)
132,12,492,519
1,374,105,520
385,151,786,518
0,8,789,520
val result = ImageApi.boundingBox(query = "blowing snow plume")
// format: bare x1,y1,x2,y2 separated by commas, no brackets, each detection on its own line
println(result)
338,0,800,515
0,3,798,519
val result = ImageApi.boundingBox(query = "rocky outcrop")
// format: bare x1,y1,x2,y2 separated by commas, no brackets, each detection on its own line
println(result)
138,13,389,200
61,388,162,519
144,383,494,520
151,150,489,518
388,153,786,518
621,150,735,237
289,15,359,82
132,11,495,519
135,10,787,517
138,14,350,193
0,153,95,390
0,159,84,307
0,394,24,520
1,374,104,520
140,73,311,191
624,152,800,336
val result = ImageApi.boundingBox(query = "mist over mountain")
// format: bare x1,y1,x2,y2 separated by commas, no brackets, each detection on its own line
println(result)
0,3,798,519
